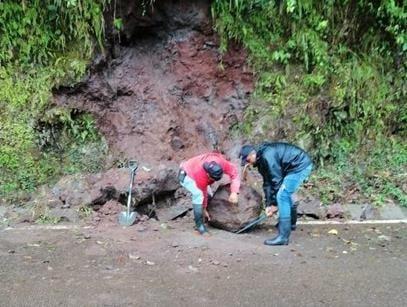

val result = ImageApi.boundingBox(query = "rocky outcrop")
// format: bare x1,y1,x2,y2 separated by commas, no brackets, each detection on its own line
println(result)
54,0,253,167
39,0,254,221
27,163,180,218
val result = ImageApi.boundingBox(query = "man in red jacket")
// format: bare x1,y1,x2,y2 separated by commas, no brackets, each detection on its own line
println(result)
179,152,241,234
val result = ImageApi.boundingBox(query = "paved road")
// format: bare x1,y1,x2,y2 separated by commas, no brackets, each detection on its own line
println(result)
0,221,406,306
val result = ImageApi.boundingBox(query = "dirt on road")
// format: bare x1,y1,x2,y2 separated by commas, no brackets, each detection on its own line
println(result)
1,218,406,307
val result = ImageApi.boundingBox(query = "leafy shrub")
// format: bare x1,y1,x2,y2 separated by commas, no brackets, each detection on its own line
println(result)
212,0,406,205
0,1,108,199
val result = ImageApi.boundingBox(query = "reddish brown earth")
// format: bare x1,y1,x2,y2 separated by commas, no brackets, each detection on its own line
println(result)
34,0,254,223
54,1,253,165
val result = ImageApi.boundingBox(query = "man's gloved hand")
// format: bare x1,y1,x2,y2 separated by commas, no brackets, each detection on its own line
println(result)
265,205,278,217
228,192,238,204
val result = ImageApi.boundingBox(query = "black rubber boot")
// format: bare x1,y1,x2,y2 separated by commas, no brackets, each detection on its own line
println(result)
291,203,298,231
193,203,208,234
275,207,297,231
264,218,291,246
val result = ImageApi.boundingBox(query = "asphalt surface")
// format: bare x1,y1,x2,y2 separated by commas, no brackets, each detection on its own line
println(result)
0,221,406,307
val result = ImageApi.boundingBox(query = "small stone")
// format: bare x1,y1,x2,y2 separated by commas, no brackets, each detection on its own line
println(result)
139,215,149,222
129,254,140,260
7,250,15,254
328,229,338,235
48,266,53,271
136,226,146,232
378,235,391,242
188,265,198,272
326,203,345,219
84,234,91,239
342,251,348,254
222,263,228,268
171,242,179,248
236,258,242,262
27,243,41,247
146,261,155,266
211,260,220,266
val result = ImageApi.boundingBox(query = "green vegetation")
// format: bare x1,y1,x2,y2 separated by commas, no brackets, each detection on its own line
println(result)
35,214,61,225
0,0,108,199
1,0,405,208
213,0,406,206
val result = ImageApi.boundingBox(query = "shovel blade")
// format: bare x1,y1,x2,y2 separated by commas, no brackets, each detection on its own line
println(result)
235,214,267,234
118,212,137,226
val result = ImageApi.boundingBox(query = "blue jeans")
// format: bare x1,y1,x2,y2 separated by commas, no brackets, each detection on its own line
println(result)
277,164,313,219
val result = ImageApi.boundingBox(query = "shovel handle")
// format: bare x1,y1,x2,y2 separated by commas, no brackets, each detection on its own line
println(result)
126,161,138,215
235,213,267,234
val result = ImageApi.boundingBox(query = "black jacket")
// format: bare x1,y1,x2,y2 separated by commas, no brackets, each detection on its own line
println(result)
254,142,312,206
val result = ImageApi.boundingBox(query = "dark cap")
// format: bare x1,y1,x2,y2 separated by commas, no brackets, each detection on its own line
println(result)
203,161,223,181
239,145,255,166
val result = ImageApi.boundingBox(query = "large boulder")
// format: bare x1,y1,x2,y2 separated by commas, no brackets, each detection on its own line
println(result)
207,184,262,232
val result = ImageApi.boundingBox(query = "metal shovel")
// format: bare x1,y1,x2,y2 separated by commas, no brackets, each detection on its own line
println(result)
118,160,138,226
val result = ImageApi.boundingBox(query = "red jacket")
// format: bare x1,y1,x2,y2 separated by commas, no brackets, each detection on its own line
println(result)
181,152,240,207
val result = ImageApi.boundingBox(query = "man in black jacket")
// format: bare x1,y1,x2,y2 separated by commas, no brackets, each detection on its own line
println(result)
239,142,313,246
